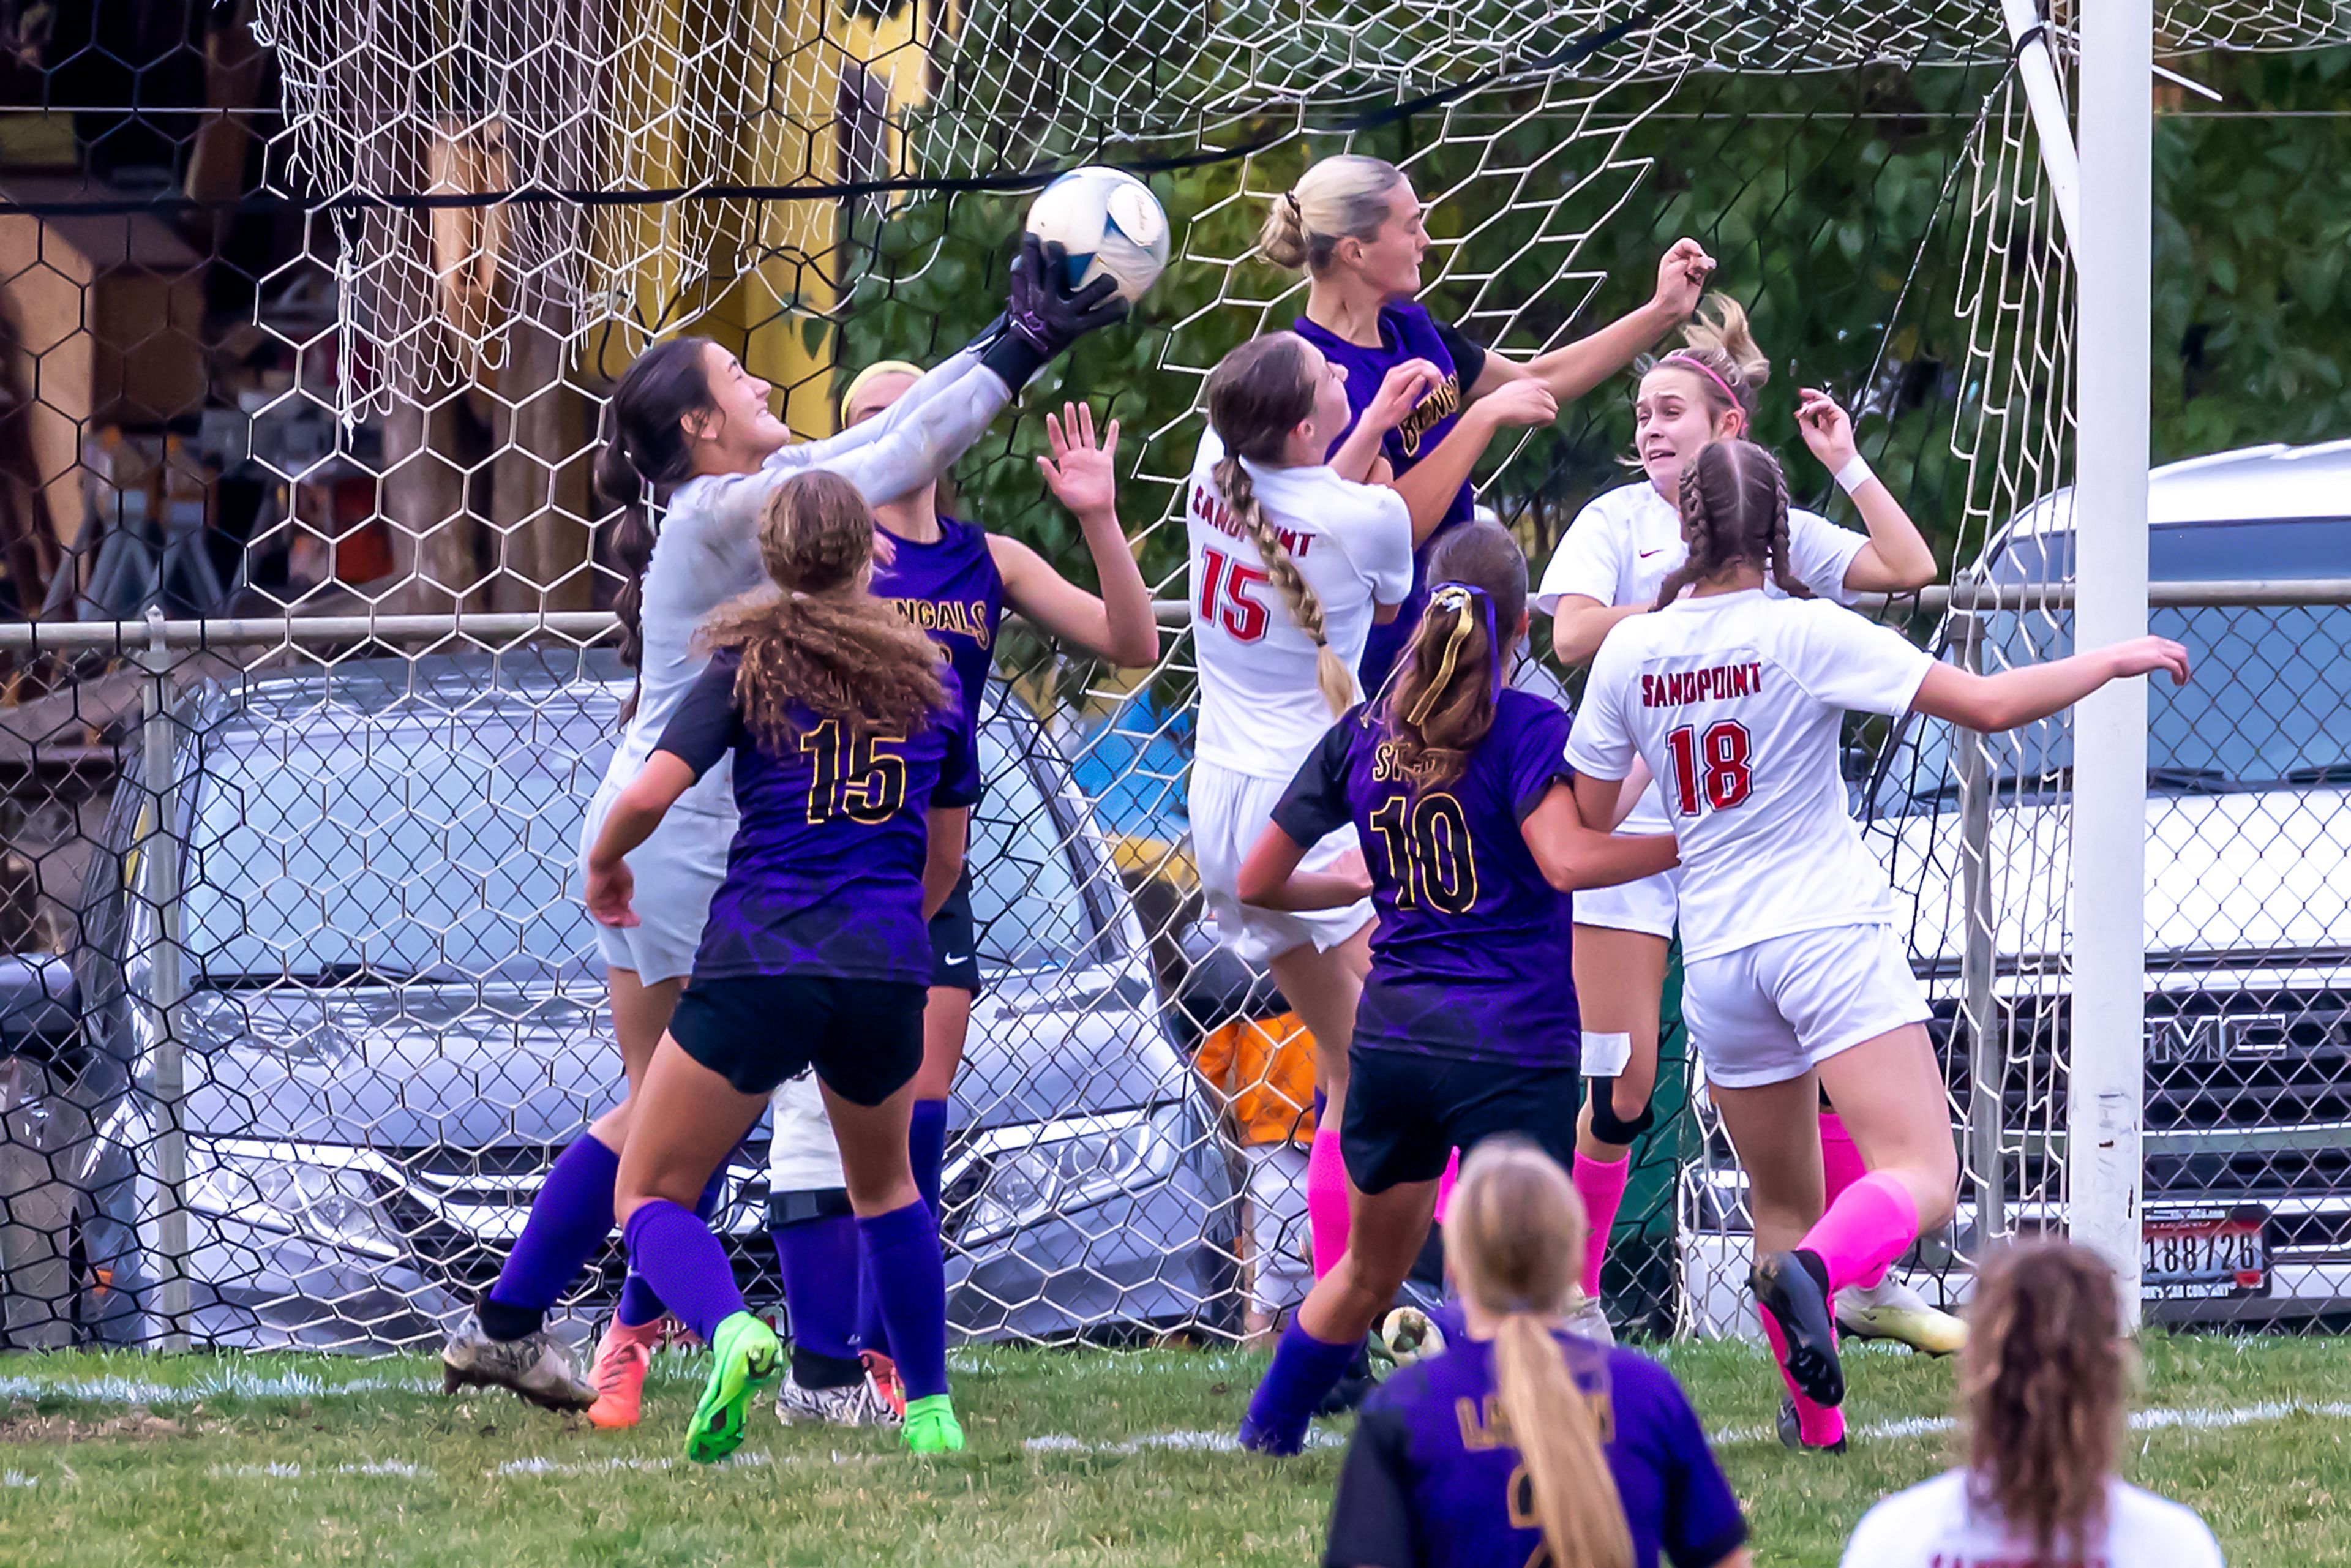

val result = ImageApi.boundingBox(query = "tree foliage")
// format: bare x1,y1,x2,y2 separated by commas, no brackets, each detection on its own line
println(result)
839,50,2350,593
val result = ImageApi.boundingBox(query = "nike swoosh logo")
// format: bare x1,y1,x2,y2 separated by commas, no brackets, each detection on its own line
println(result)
942,953,971,966
1638,549,1666,559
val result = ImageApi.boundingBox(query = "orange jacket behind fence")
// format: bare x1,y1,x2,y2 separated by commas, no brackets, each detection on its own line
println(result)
1192,1011,1317,1149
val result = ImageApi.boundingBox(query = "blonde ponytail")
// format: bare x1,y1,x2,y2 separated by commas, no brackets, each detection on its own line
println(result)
1494,1315,1633,1568
1447,1139,1633,1568
1258,154,1409,275
1215,452,1354,716
1645,296,1771,425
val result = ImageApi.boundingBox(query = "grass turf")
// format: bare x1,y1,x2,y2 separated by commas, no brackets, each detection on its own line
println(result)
1,1335,2347,1565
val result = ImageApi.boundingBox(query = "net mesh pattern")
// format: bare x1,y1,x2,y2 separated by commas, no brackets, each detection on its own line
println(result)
0,0,2339,1349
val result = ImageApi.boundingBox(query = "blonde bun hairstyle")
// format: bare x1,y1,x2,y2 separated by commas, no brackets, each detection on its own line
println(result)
1259,154,1409,274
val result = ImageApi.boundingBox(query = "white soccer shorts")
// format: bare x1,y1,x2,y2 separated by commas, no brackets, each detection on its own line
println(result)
1682,923,1930,1090
1190,760,1373,965
580,779,734,986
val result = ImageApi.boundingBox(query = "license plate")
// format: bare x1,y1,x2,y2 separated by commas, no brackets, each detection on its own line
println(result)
2143,1209,2269,1301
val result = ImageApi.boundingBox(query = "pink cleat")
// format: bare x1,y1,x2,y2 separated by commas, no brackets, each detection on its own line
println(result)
586,1316,664,1430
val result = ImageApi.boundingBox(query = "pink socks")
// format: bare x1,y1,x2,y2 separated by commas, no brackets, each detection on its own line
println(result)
1306,1123,1351,1280
1798,1170,1921,1295
1572,1152,1632,1299
1819,1111,1867,1208
1760,1310,1845,1446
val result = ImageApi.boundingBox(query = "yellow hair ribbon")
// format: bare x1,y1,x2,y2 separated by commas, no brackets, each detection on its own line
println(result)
1406,587,1479,727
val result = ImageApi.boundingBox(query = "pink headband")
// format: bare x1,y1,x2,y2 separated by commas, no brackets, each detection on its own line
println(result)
1662,351,1742,410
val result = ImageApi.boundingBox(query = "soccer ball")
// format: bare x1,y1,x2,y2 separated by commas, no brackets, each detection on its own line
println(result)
1024,165,1170,306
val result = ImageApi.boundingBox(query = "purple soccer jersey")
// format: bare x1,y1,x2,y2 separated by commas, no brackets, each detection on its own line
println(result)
1325,1336,1749,1568
1292,301,1483,692
654,653,975,985
873,514,1005,799
1271,688,1582,1067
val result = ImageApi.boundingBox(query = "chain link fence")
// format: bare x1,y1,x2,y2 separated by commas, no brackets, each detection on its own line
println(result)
0,0,2345,1354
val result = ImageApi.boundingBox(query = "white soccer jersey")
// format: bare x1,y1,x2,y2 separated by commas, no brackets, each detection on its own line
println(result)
1841,1471,2227,1568
1185,428,1415,779
1563,588,1935,961
1538,481,1870,837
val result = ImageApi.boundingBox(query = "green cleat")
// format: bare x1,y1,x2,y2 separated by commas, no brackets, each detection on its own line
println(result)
685,1311,782,1465
902,1393,966,1454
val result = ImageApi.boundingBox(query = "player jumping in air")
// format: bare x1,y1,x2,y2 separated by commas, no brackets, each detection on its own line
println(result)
1563,439,2188,1452
1185,330,1427,1293
765,369,1157,1427
438,237,1122,1422
1262,152,1715,694
1326,1139,1752,1568
1233,519,1679,1455
1533,297,1954,1354
586,470,975,1460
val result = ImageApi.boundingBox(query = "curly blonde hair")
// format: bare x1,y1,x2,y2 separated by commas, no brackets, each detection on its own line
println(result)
698,469,948,752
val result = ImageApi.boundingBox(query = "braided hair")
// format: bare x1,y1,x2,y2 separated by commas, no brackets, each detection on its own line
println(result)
1204,333,1355,717
1652,439,1813,610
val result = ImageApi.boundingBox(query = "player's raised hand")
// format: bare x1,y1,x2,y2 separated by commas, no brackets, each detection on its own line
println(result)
2105,635,2193,687
1651,238,1716,318
585,859,639,928
1363,358,1443,433
1036,401,1120,519
1477,377,1559,429
1794,387,1859,472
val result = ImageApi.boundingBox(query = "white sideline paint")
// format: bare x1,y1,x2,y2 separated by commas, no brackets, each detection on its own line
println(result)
1706,1397,2351,1449
1026,1428,1346,1455
0,1368,437,1406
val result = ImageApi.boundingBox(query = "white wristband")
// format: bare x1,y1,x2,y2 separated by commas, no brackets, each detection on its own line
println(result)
1833,454,1875,495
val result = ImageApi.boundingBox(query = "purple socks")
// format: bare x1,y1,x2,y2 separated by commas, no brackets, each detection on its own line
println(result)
773,1214,861,1364
860,1200,950,1401
621,1199,746,1345
615,1163,729,1329
482,1134,620,1339
855,1098,953,1355
1241,1317,1360,1454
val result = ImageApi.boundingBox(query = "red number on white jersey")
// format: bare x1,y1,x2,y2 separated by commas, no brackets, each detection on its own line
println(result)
1198,546,1272,642
1665,719,1754,814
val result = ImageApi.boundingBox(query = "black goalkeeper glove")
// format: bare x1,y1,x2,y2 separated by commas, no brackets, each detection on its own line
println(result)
980,233,1128,388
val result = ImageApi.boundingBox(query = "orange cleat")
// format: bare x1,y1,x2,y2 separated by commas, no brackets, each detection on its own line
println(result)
860,1349,908,1422
586,1315,664,1430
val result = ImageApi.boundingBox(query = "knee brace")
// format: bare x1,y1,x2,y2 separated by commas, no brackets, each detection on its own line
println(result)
768,1185,853,1229
1586,1081,1657,1147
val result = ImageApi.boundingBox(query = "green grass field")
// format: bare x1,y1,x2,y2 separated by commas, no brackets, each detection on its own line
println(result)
1,1335,2347,1566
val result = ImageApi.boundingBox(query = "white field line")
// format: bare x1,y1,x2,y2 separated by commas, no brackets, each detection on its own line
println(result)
0,1369,437,1406
1705,1396,2351,1449
7,1396,2350,1490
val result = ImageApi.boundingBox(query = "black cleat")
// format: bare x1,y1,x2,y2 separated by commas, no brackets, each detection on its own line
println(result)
1314,1343,1378,1417
1752,1248,1844,1408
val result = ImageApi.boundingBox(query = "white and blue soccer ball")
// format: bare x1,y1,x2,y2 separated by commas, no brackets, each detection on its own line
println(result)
1024,165,1171,306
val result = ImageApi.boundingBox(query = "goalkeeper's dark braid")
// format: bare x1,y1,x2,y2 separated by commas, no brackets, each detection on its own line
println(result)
1205,333,1355,717
1652,438,1815,611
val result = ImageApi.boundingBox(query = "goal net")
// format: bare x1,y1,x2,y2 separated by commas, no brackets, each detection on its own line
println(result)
0,0,2341,1351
